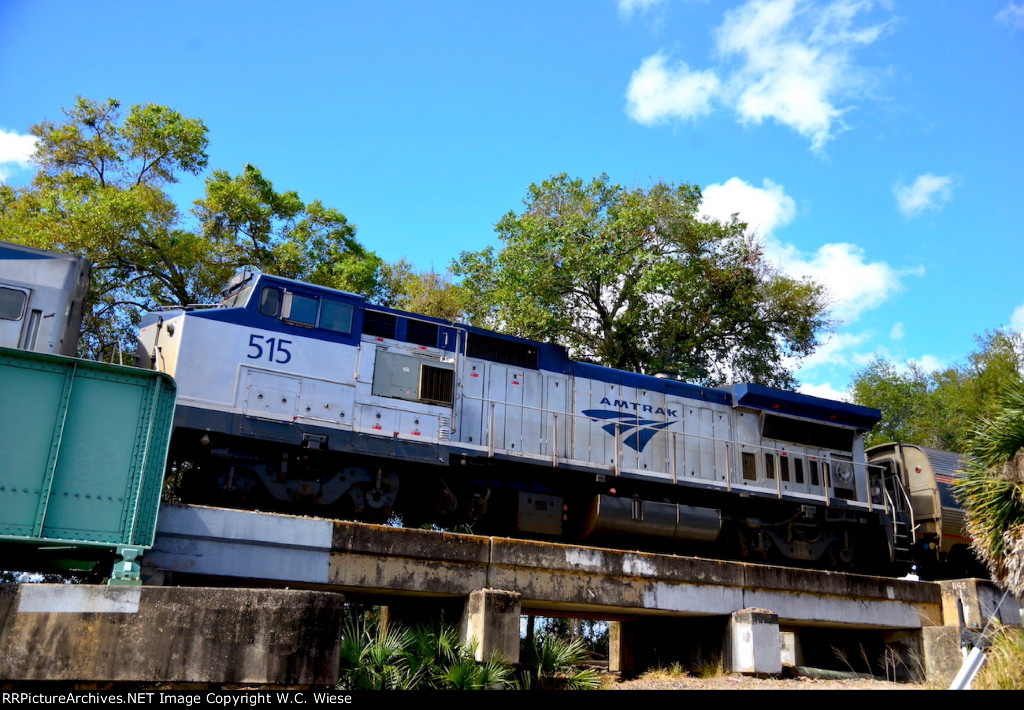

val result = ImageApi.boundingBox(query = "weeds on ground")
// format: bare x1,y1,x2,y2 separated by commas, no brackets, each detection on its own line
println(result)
832,644,875,679
638,657,724,682
694,654,725,678
974,627,1024,690
638,662,687,682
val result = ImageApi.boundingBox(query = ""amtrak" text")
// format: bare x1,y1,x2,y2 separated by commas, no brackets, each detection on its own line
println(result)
599,397,677,417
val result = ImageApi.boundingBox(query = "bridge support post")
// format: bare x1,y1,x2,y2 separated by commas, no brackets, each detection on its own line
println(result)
461,589,521,663
725,608,781,675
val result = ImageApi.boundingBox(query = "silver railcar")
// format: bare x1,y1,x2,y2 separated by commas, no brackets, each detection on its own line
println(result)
0,242,90,356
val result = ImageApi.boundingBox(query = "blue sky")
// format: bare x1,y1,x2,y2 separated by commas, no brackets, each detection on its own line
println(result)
2,0,1022,399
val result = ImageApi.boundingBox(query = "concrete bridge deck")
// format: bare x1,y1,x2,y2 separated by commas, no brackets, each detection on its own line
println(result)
4,504,1016,685
147,504,939,630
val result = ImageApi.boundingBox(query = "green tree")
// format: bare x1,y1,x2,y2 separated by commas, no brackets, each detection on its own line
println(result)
0,97,385,358
850,358,935,448
850,331,1024,452
194,164,383,298
377,258,468,320
336,618,513,690
0,98,214,358
453,173,828,387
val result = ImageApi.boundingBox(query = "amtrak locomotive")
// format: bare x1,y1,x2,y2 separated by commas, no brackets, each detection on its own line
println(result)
137,271,916,574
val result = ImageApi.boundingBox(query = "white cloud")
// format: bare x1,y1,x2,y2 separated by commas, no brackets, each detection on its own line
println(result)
700,176,917,323
626,0,890,151
701,177,796,234
771,240,915,323
0,128,36,181
889,321,904,340
996,1,1024,30
907,354,944,373
1011,303,1024,333
894,173,954,217
619,0,667,17
798,330,872,370
797,381,850,401
626,54,721,123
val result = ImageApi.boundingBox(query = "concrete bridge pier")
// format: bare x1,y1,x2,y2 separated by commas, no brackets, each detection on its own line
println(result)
727,609,782,674
461,589,522,663
379,589,522,664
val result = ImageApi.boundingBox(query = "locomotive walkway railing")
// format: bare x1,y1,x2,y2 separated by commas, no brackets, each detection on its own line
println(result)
463,393,891,515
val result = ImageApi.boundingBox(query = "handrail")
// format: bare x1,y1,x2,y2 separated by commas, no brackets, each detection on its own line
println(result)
884,471,917,546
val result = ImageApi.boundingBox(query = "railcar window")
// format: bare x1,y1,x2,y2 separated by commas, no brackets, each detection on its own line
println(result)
780,455,790,482
320,299,354,334
0,287,27,320
794,458,805,484
765,453,775,480
741,452,757,481
282,292,319,326
259,287,281,317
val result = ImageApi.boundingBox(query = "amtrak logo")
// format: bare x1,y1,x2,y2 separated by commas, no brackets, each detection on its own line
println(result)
583,409,676,452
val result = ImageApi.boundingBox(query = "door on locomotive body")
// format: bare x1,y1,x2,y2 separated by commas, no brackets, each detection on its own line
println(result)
731,409,763,489
543,373,569,462
456,359,487,449
630,389,674,481
612,385,671,478
239,368,302,421
678,403,728,485
484,363,543,456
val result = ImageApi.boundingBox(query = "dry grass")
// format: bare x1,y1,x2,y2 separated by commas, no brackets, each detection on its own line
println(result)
974,627,1024,690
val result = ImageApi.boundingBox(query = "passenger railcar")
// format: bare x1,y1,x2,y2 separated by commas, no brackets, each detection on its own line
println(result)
138,271,914,574
866,443,983,578
0,241,90,356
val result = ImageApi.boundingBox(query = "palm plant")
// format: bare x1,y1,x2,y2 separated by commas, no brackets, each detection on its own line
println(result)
518,633,600,690
956,379,1024,595
336,617,515,690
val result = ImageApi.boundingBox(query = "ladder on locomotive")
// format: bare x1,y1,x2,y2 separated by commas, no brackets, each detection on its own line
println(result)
881,464,916,562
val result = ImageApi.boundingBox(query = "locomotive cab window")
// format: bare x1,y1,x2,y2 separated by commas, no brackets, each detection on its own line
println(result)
259,287,282,317
0,286,27,320
320,299,353,334
282,291,319,327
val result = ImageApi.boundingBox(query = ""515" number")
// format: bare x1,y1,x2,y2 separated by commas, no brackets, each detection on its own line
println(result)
247,334,293,363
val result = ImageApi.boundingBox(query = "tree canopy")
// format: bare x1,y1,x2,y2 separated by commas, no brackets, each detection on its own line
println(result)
376,258,468,321
0,97,385,359
851,331,1024,451
453,173,828,387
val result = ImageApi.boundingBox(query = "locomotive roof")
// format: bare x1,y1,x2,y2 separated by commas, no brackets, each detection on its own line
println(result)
0,241,89,264
727,383,881,430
